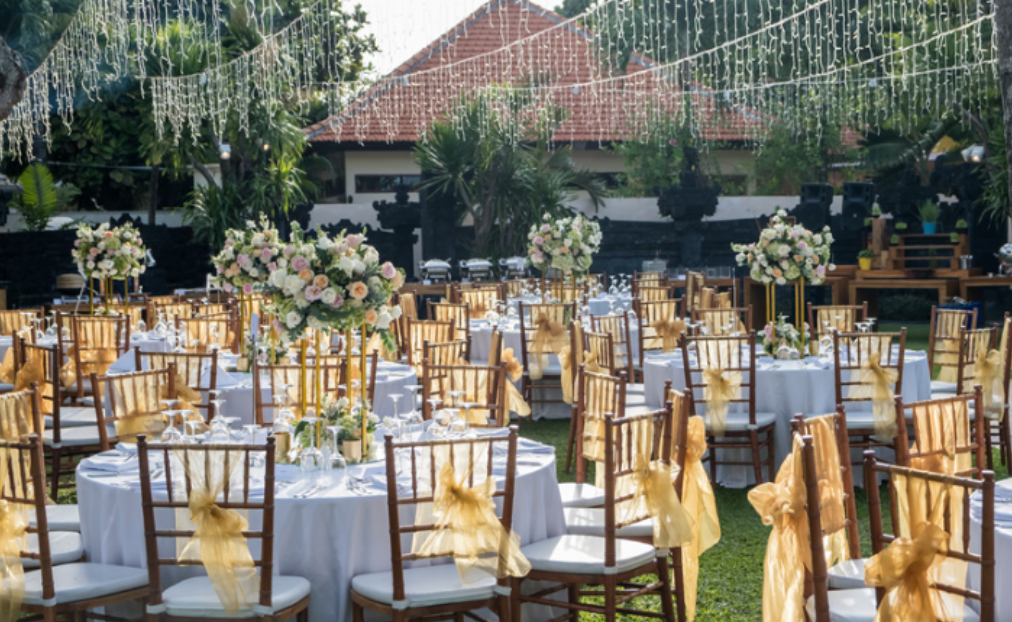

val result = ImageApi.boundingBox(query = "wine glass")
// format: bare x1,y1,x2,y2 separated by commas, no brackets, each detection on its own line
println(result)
160,399,184,444
182,413,202,443
299,414,325,480
426,397,442,422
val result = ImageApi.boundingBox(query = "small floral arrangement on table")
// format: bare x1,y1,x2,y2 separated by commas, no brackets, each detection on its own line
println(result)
72,222,147,280
761,316,812,358
263,223,404,343
209,218,284,295
241,332,290,370
293,396,378,447
526,213,602,275
732,209,834,285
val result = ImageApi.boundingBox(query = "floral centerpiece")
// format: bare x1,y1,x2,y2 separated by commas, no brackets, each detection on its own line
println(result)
72,222,148,314
263,223,404,343
293,396,378,463
209,218,284,295
760,316,812,358
731,209,834,286
526,213,602,275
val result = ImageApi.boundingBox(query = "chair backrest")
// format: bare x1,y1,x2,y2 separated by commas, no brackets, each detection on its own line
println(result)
0,308,41,334
602,405,673,556
859,451,995,622
177,315,236,353
422,339,470,367
807,302,868,339
549,281,585,303
832,330,906,409
137,437,278,614
405,319,456,369
380,428,518,603
192,301,233,317
252,362,345,425
680,333,756,417
421,362,506,426
503,279,532,299
692,307,751,336
955,327,997,394
591,313,634,379
487,329,503,368
791,409,861,561
575,367,626,484
136,350,219,418
68,315,129,396
458,287,501,316
93,366,176,449
427,301,471,335
636,298,684,325
634,270,666,285
899,388,986,479
517,302,576,373
1000,313,1012,419
0,388,42,440
684,270,706,312
637,284,675,302
148,300,193,324
583,330,619,377
19,343,61,420
928,305,977,379
696,288,732,310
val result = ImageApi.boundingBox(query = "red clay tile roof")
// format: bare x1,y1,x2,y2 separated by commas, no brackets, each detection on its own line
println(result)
305,0,771,144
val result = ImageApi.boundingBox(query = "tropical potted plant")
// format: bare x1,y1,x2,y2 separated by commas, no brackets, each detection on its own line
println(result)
858,249,875,271
918,201,940,234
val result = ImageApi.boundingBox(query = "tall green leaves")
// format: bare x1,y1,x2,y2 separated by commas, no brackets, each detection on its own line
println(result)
9,162,78,231
415,90,608,259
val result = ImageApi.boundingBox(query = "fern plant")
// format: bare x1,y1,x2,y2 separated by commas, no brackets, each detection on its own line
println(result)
10,163,60,232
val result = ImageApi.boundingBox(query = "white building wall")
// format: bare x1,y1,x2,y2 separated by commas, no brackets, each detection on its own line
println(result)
342,151,422,204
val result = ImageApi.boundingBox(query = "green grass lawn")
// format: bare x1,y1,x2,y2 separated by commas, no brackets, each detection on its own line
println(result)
518,416,1009,622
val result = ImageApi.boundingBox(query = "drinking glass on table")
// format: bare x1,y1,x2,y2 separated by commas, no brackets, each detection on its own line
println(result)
160,399,184,444
299,412,326,481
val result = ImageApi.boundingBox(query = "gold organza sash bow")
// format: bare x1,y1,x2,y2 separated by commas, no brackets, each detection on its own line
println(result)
864,522,950,622
501,349,530,419
529,314,567,380
583,351,602,374
935,314,964,384
973,349,1004,420
677,415,721,622
175,450,258,614
13,357,52,416
848,352,898,439
620,443,693,550
702,367,740,437
808,416,849,566
648,319,685,353
560,346,574,404
414,462,531,582
748,439,810,622
0,351,14,385
0,446,28,622
61,345,119,388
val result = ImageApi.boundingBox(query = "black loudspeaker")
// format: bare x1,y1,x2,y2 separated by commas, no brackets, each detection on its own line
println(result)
841,182,875,231
791,183,833,230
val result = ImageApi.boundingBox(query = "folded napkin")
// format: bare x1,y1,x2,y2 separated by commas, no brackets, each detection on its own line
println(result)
80,452,140,474
116,442,137,455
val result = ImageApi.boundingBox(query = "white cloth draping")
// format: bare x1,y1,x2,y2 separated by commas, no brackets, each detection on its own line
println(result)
76,433,565,622
968,478,1011,620
643,349,931,487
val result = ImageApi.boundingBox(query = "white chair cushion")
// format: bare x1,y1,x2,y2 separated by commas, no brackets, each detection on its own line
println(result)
161,575,310,618
563,507,654,539
31,504,81,532
805,587,979,622
43,426,102,447
22,563,149,605
557,483,605,508
45,406,98,429
706,411,777,432
352,563,495,608
827,558,867,589
25,531,84,569
0,382,14,392
521,534,657,575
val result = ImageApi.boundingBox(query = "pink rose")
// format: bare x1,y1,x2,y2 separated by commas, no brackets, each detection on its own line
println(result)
261,248,273,260
283,245,294,258
242,283,254,295
136,238,142,245
291,256,309,272
273,320,284,333
74,239,81,247
349,281,368,300
365,309,378,325
237,254,251,267
216,265,224,274
304,285,323,301
89,247,100,257
533,251,543,262
533,236,544,245
268,262,277,271
346,234,362,248
330,294,344,308
540,225,550,233
381,262,396,279
223,283,234,293
104,231,114,238
815,265,826,277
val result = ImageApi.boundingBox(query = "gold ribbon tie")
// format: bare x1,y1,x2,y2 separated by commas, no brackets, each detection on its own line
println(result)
702,367,740,437
624,454,693,549
855,353,899,439
974,349,1004,420
678,416,721,622
529,314,567,381
0,495,28,622
650,319,685,353
501,349,531,419
864,522,950,622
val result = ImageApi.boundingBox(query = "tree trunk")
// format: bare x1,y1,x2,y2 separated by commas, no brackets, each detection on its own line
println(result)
996,0,1012,226
0,36,26,122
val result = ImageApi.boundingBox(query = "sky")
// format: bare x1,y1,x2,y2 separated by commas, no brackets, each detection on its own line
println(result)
358,0,492,75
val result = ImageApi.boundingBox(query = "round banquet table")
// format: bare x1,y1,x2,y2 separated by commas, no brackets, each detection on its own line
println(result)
643,349,932,487
506,295,633,317
76,433,566,622
969,477,1012,620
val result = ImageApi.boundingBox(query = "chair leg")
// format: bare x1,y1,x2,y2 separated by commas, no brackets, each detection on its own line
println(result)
352,601,364,622
510,577,524,622
50,448,62,499
565,405,578,472
656,556,677,622
1002,414,1012,467
568,583,579,622
671,548,687,622
604,576,617,622
985,419,995,471
749,430,763,485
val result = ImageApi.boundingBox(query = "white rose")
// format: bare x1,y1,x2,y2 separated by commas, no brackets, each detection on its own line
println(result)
307,316,323,330
252,235,263,246
338,256,355,275
294,291,310,309
376,312,392,330
390,306,402,319
278,258,288,269
285,312,301,328
249,268,259,277
321,288,337,304
270,270,287,288
352,258,366,275
284,275,304,294
778,245,791,257
86,260,95,269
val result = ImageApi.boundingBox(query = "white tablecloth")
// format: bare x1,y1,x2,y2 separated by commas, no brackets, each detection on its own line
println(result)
969,478,1012,620
507,295,633,317
643,349,932,487
77,435,566,622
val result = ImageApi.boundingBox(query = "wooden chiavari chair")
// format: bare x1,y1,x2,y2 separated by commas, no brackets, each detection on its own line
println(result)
807,302,868,341
350,429,519,622
457,286,501,317
832,329,906,457
995,313,1012,468
631,271,666,300
804,451,994,622
176,314,236,353
930,326,997,398
900,388,986,479
564,367,626,500
6,431,150,620
692,306,751,336
681,332,776,484
136,350,219,419
191,300,233,317
422,339,470,367
0,330,23,392
637,284,676,302
928,305,977,388
634,298,685,376
503,278,534,299
591,313,635,380
0,308,42,335
517,302,576,407
64,314,130,402
684,270,706,313
511,406,678,622
583,330,621,377
426,301,470,340
137,436,311,621
404,318,456,372
91,366,178,451
549,281,585,304
421,362,507,427
147,299,193,325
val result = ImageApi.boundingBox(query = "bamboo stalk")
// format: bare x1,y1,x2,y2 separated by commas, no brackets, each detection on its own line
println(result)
123,277,129,317
300,338,308,419
237,293,245,356
89,277,94,315
360,323,368,458
315,331,322,447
